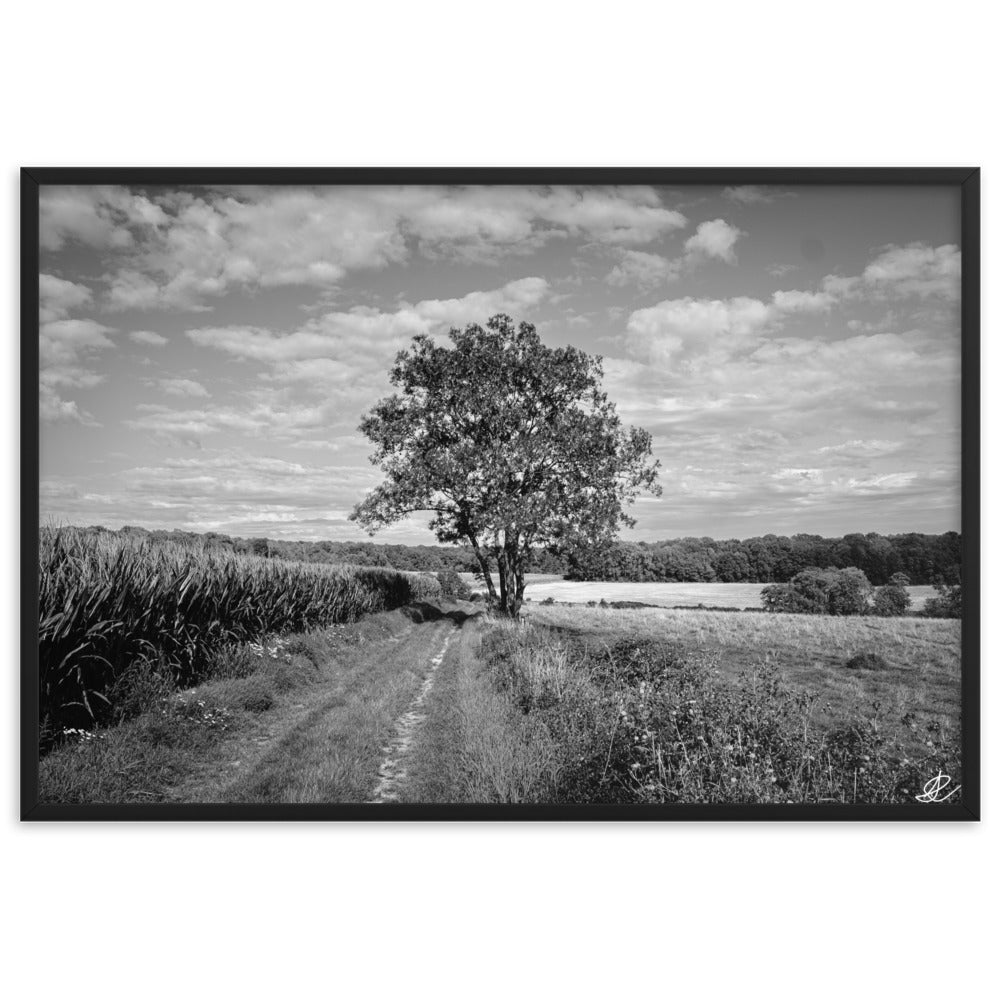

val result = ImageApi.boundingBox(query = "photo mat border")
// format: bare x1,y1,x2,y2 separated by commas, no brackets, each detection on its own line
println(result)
20,166,981,821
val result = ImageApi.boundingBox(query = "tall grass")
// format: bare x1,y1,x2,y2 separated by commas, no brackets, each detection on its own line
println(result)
38,526,440,730
480,621,961,805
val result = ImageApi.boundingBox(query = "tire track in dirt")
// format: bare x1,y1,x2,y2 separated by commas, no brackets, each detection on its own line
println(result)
368,627,454,803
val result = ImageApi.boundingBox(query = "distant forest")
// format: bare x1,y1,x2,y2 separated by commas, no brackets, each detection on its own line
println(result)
563,533,962,587
86,525,961,587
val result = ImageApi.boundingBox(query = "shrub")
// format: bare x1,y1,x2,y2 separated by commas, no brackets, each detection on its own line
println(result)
827,567,874,616
872,584,911,617
922,583,961,619
436,568,472,600
762,566,873,616
845,652,889,671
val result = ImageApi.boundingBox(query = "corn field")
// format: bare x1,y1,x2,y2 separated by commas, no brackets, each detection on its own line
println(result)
38,527,441,727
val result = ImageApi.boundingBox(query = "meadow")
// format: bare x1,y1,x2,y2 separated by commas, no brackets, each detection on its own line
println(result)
446,603,963,804
461,574,937,610
38,526,440,737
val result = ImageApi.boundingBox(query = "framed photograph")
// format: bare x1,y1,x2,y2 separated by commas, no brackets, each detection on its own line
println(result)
21,168,980,821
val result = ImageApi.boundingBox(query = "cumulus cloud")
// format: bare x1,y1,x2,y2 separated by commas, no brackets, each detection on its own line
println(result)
158,378,209,398
40,186,167,251
606,250,682,291
606,218,744,291
770,289,836,313
861,243,960,299
626,296,773,365
39,317,116,424
820,243,960,302
683,219,744,264
42,185,686,311
129,330,168,346
186,277,550,364
40,318,115,367
40,274,93,322
722,185,792,205
38,270,114,423
40,388,98,425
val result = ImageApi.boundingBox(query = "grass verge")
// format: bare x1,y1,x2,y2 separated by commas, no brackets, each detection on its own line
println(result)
414,608,962,805
39,611,451,804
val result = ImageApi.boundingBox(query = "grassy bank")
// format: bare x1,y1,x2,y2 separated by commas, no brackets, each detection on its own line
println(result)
39,609,453,804
525,604,961,738
430,606,961,805
38,526,440,735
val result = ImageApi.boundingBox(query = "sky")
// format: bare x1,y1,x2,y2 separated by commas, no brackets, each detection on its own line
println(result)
37,182,962,544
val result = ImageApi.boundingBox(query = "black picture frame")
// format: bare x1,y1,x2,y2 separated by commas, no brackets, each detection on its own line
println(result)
20,166,981,822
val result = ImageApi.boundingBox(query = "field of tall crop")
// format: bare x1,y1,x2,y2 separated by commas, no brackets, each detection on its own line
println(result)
37,527,441,732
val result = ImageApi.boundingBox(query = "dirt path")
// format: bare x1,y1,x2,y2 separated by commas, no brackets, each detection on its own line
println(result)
164,613,456,803
368,629,454,803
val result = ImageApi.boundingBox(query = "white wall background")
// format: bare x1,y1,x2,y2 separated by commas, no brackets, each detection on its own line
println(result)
2,3,994,997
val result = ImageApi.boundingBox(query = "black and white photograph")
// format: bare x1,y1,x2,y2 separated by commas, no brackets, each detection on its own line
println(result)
23,172,978,817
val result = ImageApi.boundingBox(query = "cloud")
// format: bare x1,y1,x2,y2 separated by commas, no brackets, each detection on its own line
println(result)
625,296,773,365
683,219,744,263
767,263,797,278
722,185,792,205
39,388,99,425
606,251,681,292
845,472,918,493
606,218,744,291
187,277,550,364
861,243,960,300
42,185,686,311
771,289,836,313
820,243,960,303
129,330,168,346
158,378,209,398
40,318,115,367
40,186,167,251
38,271,114,424
39,274,93,322
125,404,269,445
772,467,823,482
39,450,391,539
818,439,901,458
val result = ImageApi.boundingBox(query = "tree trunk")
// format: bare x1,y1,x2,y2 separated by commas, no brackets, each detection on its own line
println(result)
497,539,522,617
513,566,526,617
497,549,510,612
467,534,497,601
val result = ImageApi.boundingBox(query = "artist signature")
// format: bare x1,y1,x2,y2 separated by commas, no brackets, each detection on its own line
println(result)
915,772,961,803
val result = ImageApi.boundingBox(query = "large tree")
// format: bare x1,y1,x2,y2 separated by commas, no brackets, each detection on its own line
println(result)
351,314,661,616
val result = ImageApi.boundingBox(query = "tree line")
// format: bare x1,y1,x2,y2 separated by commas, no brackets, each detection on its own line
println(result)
90,525,959,588
562,532,961,586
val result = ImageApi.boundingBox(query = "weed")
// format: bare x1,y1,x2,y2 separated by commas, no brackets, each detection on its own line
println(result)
846,652,889,671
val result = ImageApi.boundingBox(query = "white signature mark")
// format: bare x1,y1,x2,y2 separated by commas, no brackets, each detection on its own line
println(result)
915,772,961,803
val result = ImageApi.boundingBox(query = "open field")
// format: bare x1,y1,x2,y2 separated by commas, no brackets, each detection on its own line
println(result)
39,526,441,734
462,603,963,804
525,603,961,743
461,574,937,610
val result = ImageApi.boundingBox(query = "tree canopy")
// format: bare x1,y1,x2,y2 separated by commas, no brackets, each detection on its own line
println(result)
351,314,661,615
